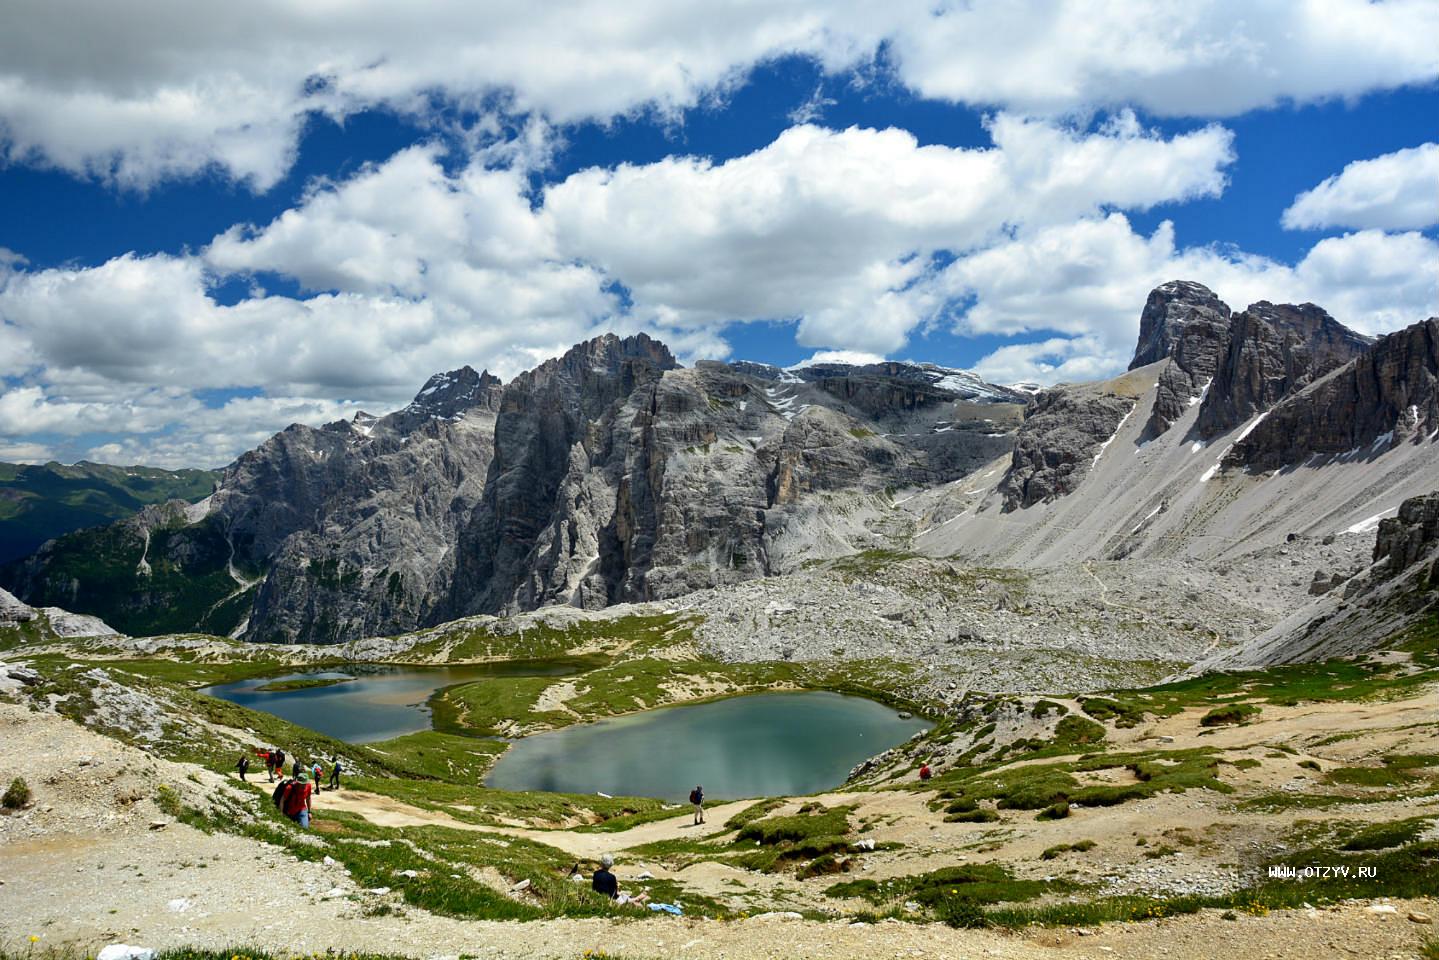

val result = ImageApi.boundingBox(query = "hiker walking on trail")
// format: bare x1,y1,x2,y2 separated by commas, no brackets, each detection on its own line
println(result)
689,785,704,825
275,770,314,828
263,750,275,782
235,754,250,781
328,759,342,791
291,758,302,779
273,748,286,782
312,761,323,793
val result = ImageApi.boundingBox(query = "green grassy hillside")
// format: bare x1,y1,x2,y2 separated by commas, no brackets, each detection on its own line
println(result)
0,460,217,563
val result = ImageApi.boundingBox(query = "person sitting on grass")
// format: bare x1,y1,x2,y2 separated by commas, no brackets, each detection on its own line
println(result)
592,854,648,905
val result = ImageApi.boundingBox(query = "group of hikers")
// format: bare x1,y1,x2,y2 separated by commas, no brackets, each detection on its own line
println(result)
234,747,344,829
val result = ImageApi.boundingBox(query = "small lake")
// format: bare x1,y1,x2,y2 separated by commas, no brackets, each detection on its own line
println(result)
485,691,930,802
202,660,591,744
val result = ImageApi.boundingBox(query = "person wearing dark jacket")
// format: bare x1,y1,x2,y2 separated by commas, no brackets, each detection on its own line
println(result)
235,754,250,781
591,854,647,905
592,854,619,898
328,759,342,790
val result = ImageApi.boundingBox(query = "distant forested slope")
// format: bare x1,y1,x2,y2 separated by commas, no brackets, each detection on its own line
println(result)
0,461,217,564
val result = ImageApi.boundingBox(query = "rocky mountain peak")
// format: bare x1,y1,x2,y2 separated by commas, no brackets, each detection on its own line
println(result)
1195,300,1371,438
510,332,678,396
1227,316,1439,472
1129,280,1231,371
406,365,504,419
1136,282,1234,437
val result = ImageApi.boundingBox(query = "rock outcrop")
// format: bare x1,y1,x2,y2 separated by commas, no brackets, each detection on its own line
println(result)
1227,317,1439,471
999,388,1136,511
446,333,680,615
1196,302,1371,438
1194,489,1439,669
1130,281,1232,370
1132,282,1233,437
0,587,36,624
1374,491,1439,581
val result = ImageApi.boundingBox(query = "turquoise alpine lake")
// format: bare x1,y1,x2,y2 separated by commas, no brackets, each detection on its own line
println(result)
201,660,592,743
485,691,930,802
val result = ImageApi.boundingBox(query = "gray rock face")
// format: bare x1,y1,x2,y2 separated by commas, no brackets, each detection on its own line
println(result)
1374,490,1439,580
1227,317,1439,472
1196,301,1371,438
999,388,1136,511
0,587,36,623
445,339,1019,617
234,369,506,643
9,332,1021,641
1129,280,1231,371
1140,284,1234,437
445,333,681,615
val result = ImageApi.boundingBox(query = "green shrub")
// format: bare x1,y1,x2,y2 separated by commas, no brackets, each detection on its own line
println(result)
2,777,30,809
1054,714,1106,745
1340,817,1431,851
1041,839,1096,859
944,808,1000,823
796,853,849,879
1323,766,1411,788
1200,703,1260,727
735,805,851,845
935,896,989,928
723,799,784,830
1079,697,1146,728
1036,801,1070,821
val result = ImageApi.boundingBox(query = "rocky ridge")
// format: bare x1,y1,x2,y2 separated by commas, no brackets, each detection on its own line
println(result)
3,336,1023,642
1227,316,1439,471
1196,301,1371,438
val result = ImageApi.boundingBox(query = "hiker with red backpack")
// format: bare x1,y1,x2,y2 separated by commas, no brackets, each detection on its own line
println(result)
273,770,314,828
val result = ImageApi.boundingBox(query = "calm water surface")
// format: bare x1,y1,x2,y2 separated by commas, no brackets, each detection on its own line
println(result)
486,691,929,802
201,660,588,743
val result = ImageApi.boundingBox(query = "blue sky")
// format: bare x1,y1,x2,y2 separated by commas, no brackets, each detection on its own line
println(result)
0,2,1436,467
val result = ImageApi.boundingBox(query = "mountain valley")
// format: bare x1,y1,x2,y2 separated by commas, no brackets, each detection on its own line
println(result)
2,281,1437,957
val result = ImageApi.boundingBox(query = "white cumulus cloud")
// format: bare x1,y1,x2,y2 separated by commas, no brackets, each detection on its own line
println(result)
945,216,1439,384
543,115,1233,352
1282,142,1439,230
0,0,1434,188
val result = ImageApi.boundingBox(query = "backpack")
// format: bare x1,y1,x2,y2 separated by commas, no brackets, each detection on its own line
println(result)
272,778,292,809
689,789,701,805
282,781,309,817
